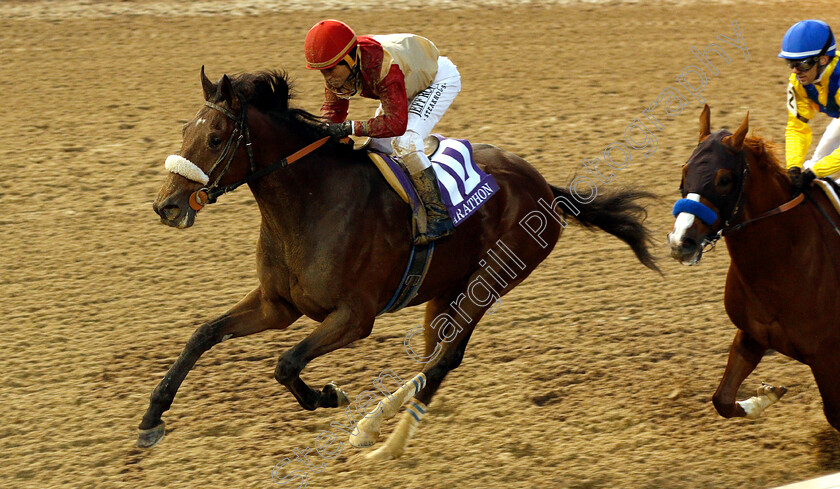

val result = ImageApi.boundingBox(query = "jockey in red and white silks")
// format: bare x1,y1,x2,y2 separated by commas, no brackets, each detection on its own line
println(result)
305,19,458,244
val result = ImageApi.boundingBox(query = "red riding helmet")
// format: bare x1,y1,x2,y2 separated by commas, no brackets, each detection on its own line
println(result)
304,20,358,70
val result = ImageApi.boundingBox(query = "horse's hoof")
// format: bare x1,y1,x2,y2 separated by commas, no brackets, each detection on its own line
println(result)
137,421,166,448
758,383,788,401
365,445,400,461
349,428,379,448
322,382,350,408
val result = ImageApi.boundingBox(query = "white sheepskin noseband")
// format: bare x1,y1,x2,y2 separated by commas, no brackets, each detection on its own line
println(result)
164,155,210,185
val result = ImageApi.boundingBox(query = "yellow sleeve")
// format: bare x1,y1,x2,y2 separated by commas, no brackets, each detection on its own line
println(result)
811,148,840,177
784,79,815,168
786,115,812,168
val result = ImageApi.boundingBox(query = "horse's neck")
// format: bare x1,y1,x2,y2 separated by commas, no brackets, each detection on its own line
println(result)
245,115,380,244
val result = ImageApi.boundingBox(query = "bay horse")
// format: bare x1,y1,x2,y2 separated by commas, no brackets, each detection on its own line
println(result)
140,67,659,456
668,105,840,431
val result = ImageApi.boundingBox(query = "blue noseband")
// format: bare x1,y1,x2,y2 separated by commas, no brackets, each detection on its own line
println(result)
672,198,718,225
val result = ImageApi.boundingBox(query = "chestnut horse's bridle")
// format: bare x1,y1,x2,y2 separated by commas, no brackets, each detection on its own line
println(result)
187,96,329,211
673,144,807,252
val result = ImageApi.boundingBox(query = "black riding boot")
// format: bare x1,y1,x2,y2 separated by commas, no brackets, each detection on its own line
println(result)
409,167,455,245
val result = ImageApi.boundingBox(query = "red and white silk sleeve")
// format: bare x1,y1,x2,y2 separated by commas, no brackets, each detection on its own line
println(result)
354,64,408,138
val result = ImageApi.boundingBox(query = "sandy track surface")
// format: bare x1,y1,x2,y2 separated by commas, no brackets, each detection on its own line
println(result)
3,1,840,488
0,0,790,20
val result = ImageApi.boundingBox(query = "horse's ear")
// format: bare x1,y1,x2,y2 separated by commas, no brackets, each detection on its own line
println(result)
729,112,749,150
219,74,239,110
699,104,711,143
201,65,214,101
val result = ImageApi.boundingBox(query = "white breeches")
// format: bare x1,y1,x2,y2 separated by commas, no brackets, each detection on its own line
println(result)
805,117,840,179
368,56,461,173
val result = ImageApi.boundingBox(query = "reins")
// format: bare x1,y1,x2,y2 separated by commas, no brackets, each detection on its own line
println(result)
188,96,330,211
719,193,806,236
701,192,806,251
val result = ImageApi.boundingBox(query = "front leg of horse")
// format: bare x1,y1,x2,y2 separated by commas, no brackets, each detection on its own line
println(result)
137,316,229,447
137,288,300,448
274,307,372,411
711,330,782,419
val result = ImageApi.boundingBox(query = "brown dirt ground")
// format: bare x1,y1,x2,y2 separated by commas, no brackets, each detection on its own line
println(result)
4,1,840,488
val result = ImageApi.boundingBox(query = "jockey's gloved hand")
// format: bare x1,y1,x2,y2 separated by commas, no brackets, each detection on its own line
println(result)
788,166,817,194
324,121,353,140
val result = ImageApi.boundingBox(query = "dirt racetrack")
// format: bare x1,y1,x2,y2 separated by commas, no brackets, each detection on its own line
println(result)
4,0,840,488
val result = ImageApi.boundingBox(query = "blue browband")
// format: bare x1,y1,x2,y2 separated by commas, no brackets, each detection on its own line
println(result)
672,198,718,225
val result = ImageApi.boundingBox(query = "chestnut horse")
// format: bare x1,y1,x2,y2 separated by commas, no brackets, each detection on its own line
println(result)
140,68,659,456
668,105,840,431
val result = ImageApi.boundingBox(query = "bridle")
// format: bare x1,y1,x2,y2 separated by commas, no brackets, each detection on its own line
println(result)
185,95,329,211
187,97,255,210
674,146,806,252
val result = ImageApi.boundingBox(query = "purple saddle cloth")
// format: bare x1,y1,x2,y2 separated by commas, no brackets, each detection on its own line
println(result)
372,135,500,226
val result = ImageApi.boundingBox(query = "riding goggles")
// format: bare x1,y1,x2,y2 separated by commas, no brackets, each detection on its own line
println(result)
787,56,820,71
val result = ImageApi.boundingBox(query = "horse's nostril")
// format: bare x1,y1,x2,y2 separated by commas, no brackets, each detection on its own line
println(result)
161,205,181,222
681,237,698,253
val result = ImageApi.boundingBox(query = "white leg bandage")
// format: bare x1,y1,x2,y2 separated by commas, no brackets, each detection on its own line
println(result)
366,400,427,460
349,373,426,448
738,396,773,419
737,384,784,419
164,155,209,185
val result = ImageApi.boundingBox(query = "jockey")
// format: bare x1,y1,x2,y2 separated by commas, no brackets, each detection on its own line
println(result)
779,19,840,192
304,19,459,244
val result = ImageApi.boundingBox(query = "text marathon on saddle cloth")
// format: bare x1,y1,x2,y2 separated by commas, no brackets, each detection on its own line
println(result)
430,137,498,225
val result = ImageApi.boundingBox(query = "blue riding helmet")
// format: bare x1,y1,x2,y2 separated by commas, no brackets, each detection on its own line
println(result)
779,19,836,59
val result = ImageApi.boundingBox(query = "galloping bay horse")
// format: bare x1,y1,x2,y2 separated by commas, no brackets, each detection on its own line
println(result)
140,68,659,457
668,105,840,431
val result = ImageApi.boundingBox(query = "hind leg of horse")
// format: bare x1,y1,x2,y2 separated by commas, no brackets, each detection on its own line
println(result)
810,359,840,431
712,330,786,419
137,287,301,448
363,292,484,460
274,305,374,411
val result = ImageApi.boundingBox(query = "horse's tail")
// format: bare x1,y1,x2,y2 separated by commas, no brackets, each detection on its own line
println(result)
549,184,660,274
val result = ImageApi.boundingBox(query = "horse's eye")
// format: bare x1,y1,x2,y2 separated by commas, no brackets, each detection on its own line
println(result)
208,135,222,149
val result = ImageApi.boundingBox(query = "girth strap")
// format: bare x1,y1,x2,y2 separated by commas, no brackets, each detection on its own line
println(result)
378,242,435,316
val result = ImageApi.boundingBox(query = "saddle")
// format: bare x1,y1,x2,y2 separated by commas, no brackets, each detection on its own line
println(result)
813,178,840,217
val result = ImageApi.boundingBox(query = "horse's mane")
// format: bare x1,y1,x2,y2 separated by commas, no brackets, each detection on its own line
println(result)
220,70,352,153
743,133,788,180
